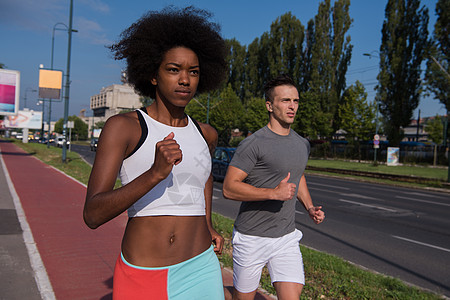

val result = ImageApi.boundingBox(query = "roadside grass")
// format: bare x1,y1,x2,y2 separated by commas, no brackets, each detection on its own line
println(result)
14,140,121,188
11,139,445,299
212,213,443,299
307,158,447,180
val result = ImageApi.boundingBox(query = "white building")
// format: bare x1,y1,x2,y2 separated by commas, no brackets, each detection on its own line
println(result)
81,83,142,137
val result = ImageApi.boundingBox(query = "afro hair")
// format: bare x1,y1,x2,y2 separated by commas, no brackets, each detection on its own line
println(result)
109,6,228,99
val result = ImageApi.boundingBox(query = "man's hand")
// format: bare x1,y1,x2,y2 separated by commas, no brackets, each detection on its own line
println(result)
272,173,296,201
307,206,325,224
210,228,224,255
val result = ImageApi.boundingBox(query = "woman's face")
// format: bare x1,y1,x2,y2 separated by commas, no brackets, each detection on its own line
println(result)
151,47,200,108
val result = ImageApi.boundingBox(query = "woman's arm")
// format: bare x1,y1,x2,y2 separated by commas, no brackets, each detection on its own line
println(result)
199,122,224,254
83,113,182,229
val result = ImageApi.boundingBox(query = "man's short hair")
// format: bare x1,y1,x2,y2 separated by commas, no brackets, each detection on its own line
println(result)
264,74,297,102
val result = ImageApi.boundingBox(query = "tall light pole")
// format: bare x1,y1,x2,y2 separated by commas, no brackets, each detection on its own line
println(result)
363,51,381,165
49,21,77,149
62,0,74,163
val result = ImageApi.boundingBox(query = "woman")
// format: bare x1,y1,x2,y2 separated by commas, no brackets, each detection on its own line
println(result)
83,6,227,299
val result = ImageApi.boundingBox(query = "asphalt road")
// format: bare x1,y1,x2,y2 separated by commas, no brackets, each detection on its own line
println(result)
73,144,450,297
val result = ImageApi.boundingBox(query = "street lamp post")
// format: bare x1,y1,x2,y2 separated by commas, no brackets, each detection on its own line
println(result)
36,100,46,141
62,0,75,163
363,51,381,165
49,21,77,149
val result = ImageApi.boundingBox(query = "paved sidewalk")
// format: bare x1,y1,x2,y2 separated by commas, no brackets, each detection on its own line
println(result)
0,140,274,300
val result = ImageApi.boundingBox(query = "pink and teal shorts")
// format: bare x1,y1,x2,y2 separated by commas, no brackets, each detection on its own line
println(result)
113,245,224,299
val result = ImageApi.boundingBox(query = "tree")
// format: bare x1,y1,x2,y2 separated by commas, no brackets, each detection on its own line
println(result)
425,115,444,145
425,115,444,166
338,81,376,160
267,12,305,84
185,93,210,123
94,121,106,129
0,63,5,69
243,97,268,134
54,115,89,140
424,0,449,142
140,96,154,107
209,84,244,146
225,39,247,101
376,0,429,146
308,0,353,138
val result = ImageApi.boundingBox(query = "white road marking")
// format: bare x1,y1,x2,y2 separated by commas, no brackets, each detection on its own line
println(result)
395,196,450,207
392,235,450,253
401,191,442,199
339,199,398,212
309,182,350,190
340,193,380,200
1,153,56,300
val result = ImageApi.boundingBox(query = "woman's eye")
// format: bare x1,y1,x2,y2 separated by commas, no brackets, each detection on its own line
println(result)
169,68,178,73
191,70,199,75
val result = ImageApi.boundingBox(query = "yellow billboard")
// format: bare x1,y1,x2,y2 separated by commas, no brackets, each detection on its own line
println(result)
39,69,63,100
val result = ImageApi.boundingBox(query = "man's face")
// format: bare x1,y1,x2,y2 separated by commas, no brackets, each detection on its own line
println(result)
266,85,299,126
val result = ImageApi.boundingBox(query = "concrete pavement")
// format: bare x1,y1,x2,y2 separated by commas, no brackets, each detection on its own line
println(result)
0,139,274,300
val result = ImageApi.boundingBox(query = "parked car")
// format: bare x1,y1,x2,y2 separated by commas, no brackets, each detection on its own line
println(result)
90,138,98,151
212,147,236,181
55,137,70,148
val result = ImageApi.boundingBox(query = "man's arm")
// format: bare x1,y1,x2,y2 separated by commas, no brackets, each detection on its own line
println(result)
297,174,325,224
223,166,296,202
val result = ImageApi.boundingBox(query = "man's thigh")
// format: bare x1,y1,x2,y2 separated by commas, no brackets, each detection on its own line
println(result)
267,229,305,285
232,231,271,293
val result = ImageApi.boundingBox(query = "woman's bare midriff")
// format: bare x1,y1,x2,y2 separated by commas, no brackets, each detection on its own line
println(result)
121,215,212,267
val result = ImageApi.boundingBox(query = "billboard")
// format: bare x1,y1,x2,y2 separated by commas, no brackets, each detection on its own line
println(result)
4,110,43,129
39,69,63,100
387,147,400,166
0,69,20,116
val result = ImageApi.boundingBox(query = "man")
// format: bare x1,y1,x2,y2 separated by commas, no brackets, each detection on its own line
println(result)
223,74,325,300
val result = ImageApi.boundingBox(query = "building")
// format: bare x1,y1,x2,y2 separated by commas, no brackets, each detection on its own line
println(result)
81,83,142,137
90,83,141,119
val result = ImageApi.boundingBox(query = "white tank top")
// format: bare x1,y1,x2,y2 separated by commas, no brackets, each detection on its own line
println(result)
119,109,211,217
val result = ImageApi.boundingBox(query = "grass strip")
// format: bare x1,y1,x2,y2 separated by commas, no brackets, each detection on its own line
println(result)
11,139,445,299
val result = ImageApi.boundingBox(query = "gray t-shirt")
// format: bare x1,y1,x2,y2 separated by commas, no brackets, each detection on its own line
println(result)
229,126,310,238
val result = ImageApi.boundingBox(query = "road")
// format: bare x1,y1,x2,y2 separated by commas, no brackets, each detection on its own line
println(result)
73,144,450,297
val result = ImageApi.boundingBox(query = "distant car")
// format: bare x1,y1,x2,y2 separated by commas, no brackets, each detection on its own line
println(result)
55,137,70,148
90,138,98,151
212,147,236,181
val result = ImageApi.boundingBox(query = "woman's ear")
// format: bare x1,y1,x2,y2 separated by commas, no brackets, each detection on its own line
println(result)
151,77,157,85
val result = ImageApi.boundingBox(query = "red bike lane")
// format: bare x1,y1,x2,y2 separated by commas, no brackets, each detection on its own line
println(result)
0,140,274,300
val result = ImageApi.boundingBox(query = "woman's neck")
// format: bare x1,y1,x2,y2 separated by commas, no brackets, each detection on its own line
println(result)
147,101,187,127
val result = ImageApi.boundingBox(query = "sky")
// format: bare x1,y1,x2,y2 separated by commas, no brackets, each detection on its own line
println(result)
0,0,444,123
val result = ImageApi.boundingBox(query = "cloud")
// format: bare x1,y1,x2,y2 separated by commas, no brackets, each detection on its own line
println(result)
0,0,66,32
78,0,110,14
75,16,112,45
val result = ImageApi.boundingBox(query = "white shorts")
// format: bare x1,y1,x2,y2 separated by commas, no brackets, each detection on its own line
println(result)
232,229,305,293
